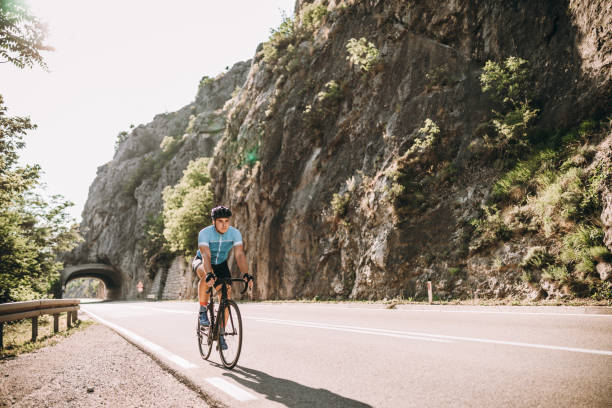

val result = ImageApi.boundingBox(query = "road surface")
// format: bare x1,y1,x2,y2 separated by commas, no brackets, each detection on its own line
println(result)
81,301,612,407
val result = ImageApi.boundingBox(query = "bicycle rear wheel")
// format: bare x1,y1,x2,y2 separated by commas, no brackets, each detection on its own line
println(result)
218,300,243,369
197,312,213,360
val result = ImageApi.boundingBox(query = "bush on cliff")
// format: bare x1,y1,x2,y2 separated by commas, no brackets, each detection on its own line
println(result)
162,158,213,255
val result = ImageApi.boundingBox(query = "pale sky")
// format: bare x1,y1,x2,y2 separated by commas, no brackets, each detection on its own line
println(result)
1,0,295,221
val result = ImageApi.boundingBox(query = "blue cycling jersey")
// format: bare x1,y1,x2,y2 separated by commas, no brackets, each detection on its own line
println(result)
195,225,243,265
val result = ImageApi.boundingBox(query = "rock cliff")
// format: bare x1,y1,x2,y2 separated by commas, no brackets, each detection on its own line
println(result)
212,0,612,300
65,61,250,298
69,0,612,301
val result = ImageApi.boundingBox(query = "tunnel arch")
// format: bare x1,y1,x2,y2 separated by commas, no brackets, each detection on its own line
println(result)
61,264,123,300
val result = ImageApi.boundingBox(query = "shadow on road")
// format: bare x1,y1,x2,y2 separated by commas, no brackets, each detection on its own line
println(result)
223,366,372,408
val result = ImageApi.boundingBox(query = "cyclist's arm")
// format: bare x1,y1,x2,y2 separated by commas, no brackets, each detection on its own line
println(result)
233,244,248,276
199,244,213,275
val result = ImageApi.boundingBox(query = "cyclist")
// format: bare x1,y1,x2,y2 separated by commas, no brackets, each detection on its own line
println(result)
192,206,253,349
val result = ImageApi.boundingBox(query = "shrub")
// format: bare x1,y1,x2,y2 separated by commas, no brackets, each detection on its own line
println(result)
520,246,552,270
263,13,295,65
316,80,342,103
114,131,129,153
480,57,530,109
589,246,611,262
542,265,570,282
162,158,213,255
425,64,458,89
469,205,511,251
346,37,380,72
520,270,537,284
199,76,213,89
331,192,350,217
479,57,538,156
560,224,604,277
590,281,612,300
299,3,328,31
491,149,557,202
406,119,439,156
532,166,583,221
160,135,178,153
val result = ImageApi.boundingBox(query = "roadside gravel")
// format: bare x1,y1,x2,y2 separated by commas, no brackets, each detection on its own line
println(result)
0,320,207,407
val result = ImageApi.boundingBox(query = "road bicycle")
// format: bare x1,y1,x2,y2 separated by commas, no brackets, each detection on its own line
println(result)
197,277,249,369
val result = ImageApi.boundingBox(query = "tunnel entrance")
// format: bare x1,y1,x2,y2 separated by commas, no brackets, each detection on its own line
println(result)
64,277,106,300
61,264,123,300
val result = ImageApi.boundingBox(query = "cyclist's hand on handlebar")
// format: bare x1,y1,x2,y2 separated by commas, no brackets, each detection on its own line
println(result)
243,273,254,289
205,272,215,287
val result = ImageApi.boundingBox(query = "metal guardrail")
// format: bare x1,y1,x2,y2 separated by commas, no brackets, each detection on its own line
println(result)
0,299,80,349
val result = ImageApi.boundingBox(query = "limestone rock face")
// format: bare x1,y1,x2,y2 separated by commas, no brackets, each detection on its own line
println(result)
65,61,250,298
210,0,612,300
71,0,611,301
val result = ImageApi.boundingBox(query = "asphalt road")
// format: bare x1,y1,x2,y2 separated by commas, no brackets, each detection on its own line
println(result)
81,301,612,407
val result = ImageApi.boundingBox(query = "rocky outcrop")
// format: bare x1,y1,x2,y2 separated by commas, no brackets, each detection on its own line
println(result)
211,0,612,300
71,0,611,301
65,61,250,298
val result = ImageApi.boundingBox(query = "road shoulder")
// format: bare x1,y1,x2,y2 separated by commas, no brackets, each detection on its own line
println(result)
0,321,207,407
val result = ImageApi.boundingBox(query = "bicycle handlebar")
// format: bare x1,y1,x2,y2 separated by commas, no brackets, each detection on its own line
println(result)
215,277,251,294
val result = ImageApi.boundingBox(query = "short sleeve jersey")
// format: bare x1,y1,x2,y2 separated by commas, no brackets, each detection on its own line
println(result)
195,225,243,265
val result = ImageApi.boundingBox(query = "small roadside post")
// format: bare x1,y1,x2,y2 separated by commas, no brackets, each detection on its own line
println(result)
427,281,433,304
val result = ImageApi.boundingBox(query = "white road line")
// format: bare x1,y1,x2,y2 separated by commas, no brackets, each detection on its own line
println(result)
206,377,257,402
248,317,612,356
243,304,612,317
247,317,451,343
83,308,197,369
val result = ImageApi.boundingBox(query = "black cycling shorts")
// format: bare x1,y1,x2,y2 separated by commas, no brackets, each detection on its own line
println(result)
211,260,232,286
192,257,231,286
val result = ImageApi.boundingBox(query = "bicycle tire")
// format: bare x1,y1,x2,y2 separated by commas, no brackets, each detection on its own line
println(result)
197,314,213,360
218,300,243,369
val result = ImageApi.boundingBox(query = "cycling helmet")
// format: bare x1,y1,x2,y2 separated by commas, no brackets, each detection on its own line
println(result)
211,206,232,220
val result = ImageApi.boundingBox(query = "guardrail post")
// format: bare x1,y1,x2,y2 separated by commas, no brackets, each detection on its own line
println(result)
72,311,78,325
1,322,4,349
32,316,38,342
53,314,59,333
66,312,71,329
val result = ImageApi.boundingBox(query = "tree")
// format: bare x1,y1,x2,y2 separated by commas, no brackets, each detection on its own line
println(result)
0,0,53,69
162,158,213,256
0,1,80,302
0,94,40,206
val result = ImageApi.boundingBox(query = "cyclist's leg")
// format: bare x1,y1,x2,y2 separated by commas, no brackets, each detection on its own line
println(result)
214,282,231,326
192,257,211,306
198,265,212,305
212,261,232,327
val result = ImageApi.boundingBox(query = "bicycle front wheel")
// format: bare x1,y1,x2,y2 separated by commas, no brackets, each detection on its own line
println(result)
218,300,243,369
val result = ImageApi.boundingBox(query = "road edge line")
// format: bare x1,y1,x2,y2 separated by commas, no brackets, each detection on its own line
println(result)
82,308,227,408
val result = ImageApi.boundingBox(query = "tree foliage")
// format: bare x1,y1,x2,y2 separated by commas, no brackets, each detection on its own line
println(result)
162,158,213,255
0,4,80,303
0,190,81,303
0,0,53,69
480,57,538,156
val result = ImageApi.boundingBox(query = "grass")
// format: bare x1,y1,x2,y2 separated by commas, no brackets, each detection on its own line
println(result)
1,313,94,359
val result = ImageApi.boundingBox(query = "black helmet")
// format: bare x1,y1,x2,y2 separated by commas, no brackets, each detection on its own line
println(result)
211,206,232,220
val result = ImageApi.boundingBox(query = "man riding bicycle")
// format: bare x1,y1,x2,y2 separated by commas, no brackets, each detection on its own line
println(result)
192,206,253,349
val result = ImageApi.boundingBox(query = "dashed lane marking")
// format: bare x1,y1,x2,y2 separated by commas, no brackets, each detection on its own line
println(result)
247,317,451,343
241,304,612,317
206,377,258,402
83,308,197,369
248,317,612,356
